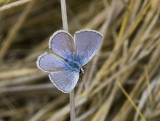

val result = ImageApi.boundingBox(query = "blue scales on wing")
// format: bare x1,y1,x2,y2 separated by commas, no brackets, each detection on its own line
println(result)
49,30,75,61
49,70,79,93
74,29,103,66
37,52,68,72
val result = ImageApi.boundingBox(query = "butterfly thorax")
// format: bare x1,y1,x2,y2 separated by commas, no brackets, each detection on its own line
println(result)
65,59,80,72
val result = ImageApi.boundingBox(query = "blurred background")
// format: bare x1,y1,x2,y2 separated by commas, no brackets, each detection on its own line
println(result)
0,0,160,121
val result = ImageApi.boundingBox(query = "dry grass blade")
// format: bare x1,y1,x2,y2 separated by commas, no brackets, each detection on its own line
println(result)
117,82,147,121
0,0,32,13
0,0,36,60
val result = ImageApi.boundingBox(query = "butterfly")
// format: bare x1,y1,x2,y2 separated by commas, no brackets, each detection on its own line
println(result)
36,29,103,93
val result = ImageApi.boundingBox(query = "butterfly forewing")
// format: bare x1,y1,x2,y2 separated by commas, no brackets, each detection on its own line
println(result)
74,29,103,66
49,30,75,61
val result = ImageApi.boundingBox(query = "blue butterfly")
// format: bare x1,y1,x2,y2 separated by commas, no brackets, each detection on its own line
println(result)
36,29,103,93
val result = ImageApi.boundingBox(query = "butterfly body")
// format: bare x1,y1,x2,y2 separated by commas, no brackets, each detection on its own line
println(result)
64,58,81,72
37,29,103,93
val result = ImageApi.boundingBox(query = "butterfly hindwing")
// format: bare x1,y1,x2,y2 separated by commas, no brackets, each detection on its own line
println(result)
49,70,79,93
37,52,68,72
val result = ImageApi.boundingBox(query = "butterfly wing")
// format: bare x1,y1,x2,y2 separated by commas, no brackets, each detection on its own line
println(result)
36,52,68,72
49,70,79,93
49,30,75,61
74,29,103,66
